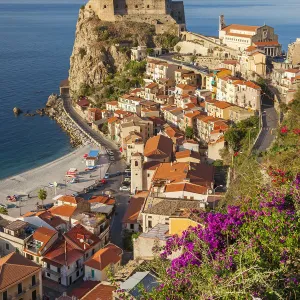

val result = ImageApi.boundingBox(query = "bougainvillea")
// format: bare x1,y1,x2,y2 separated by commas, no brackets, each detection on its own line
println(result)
144,174,300,300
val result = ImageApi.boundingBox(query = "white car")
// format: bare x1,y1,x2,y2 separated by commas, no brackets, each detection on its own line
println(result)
124,177,131,182
119,185,130,192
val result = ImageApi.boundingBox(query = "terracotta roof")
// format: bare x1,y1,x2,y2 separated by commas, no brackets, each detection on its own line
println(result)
223,24,260,32
233,80,261,90
144,135,173,159
164,125,184,139
81,284,116,300
32,227,57,250
88,108,102,113
58,195,84,204
60,79,69,87
145,82,158,89
49,205,77,218
143,161,161,171
123,197,145,224
169,108,183,116
84,243,122,271
68,281,99,299
43,240,83,266
184,111,201,118
184,139,198,144
152,162,214,185
254,41,279,46
184,103,197,110
175,150,201,161
246,45,258,52
214,101,233,109
64,224,100,252
77,98,89,107
108,117,119,124
285,69,300,74
106,100,118,106
222,60,238,66
176,84,197,90
165,182,208,194
88,196,115,205
0,253,41,291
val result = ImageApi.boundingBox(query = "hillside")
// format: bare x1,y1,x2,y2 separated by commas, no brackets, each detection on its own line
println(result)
69,7,179,103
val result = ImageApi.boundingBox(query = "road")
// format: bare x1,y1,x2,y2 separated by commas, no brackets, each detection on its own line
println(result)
63,96,129,248
253,92,278,153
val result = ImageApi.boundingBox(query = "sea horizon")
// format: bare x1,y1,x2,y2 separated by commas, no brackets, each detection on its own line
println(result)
0,1,299,180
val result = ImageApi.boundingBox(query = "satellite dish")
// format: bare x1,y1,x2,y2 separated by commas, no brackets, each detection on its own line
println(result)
208,189,213,195
53,182,58,187
79,238,84,243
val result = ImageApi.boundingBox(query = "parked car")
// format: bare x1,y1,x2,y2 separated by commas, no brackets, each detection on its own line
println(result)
120,185,130,191
70,177,79,184
125,173,131,178
124,177,131,182
116,171,122,176
110,156,115,161
104,173,110,179
83,153,88,158
44,203,54,210
125,168,131,173
100,179,108,184
122,181,130,186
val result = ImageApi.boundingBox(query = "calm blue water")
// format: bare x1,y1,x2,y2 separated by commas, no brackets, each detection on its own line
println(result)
0,1,299,180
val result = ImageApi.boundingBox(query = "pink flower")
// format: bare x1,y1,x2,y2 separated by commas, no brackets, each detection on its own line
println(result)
293,128,300,135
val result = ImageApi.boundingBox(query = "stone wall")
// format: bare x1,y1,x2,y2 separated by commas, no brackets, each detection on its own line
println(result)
87,0,185,34
288,38,300,66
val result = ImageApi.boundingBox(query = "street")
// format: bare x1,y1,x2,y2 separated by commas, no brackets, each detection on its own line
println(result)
63,96,130,248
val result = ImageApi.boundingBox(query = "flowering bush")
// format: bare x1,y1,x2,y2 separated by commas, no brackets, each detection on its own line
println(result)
145,174,300,299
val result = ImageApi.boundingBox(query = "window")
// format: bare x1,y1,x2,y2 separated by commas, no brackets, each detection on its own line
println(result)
46,273,50,277
36,257,39,263
5,243,9,250
57,267,61,273
148,220,152,228
135,161,138,167
3,291,7,300
91,269,95,278
32,275,36,286
76,270,79,277
130,224,134,230
47,263,50,269
17,283,22,294
92,249,95,255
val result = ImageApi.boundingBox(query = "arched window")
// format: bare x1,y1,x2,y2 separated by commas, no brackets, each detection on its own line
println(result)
135,5,138,8
135,161,139,167
103,5,106,9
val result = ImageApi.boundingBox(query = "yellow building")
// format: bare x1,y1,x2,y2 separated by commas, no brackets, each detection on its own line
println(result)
169,210,201,236
0,252,42,300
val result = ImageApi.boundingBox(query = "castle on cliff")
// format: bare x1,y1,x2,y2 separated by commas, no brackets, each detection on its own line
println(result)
87,0,186,35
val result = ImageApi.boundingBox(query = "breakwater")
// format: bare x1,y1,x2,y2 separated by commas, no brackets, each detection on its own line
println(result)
45,94,91,147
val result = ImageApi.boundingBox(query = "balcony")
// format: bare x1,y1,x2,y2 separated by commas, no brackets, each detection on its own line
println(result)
27,280,40,290
44,267,61,277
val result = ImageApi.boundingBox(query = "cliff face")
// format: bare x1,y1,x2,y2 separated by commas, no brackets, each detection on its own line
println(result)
69,8,156,97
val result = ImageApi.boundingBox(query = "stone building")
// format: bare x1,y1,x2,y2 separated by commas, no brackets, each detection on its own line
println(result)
87,0,186,35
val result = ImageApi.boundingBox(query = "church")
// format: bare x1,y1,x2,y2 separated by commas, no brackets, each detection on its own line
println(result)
219,15,281,56
86,0,186,35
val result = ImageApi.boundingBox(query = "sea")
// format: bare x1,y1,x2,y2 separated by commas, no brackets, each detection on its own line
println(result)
0,0,299,180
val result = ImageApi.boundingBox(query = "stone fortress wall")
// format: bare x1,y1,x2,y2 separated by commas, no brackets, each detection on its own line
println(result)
87,0,186,35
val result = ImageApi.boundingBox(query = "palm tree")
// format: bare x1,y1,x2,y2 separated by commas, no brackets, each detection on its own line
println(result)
38,189,47,209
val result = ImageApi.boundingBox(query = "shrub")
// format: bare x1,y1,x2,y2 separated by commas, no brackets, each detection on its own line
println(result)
78,47,86,59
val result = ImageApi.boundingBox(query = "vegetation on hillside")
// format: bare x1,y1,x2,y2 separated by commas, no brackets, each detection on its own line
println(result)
93,60,146,108
139,173,300,299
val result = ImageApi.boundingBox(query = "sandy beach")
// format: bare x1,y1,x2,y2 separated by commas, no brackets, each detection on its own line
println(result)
0,143,110,217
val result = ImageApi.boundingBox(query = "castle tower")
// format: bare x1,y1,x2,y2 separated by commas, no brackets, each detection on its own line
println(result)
131,152,144,194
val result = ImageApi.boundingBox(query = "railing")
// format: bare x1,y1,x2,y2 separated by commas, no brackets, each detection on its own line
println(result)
44,268,61,277
27,280,40,290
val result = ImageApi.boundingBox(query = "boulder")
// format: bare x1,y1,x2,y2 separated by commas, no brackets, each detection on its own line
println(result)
13,107,22,115
46,94,59,107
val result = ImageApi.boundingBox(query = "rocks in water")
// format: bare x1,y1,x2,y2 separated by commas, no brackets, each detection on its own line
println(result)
24,112,36,117
36,108,45,116
13,107,22,115
46,94,59,107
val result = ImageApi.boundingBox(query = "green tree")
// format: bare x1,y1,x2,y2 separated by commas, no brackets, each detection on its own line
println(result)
101,122,108,134
185,126,194,139
147,48,154,56
38,189,47,208
0,207,8,215
175,45,181,53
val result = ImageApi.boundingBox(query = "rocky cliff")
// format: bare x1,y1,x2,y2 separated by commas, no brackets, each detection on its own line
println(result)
69,7,157,98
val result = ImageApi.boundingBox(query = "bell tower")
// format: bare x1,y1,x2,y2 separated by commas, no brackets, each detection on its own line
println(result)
131,152,144,194
219,15,226,31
